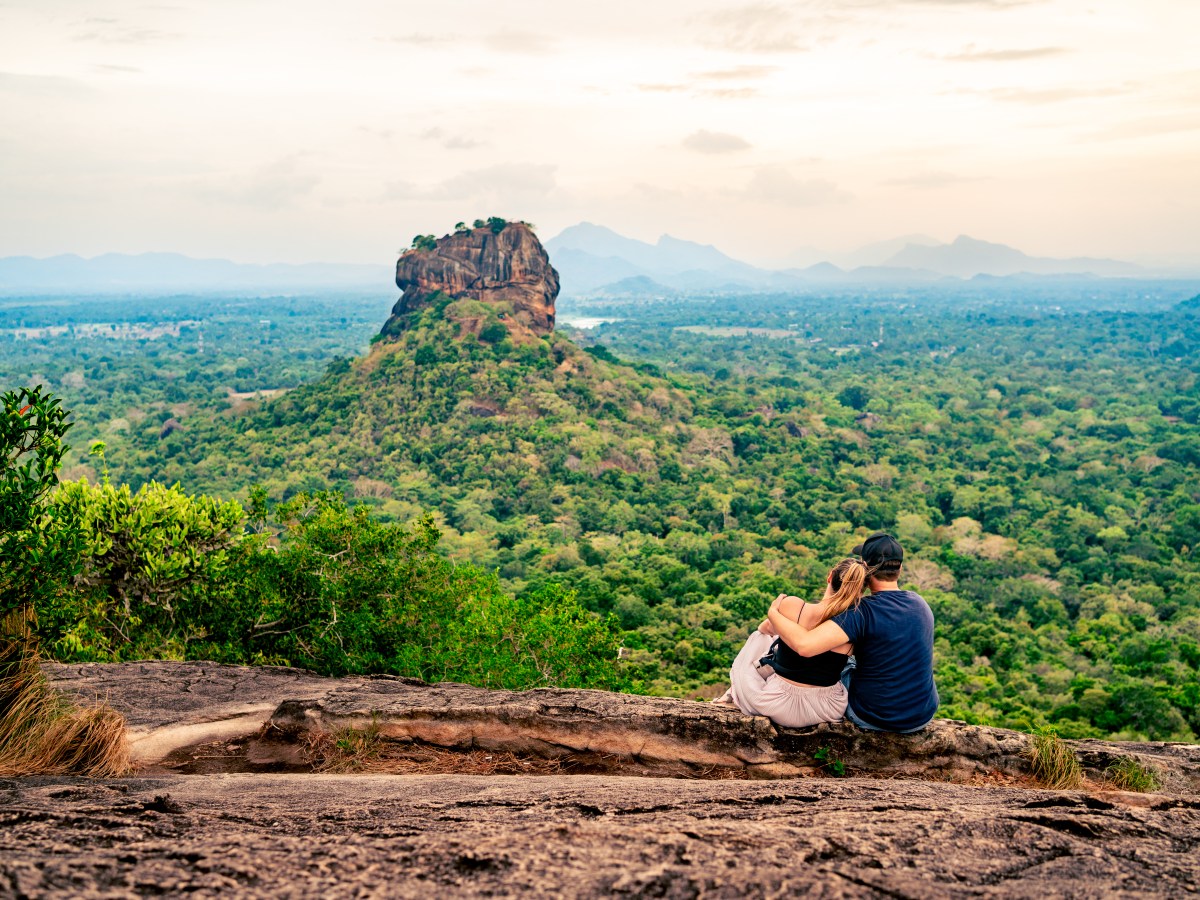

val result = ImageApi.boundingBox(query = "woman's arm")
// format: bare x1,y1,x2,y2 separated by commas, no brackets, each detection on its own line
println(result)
767,594,851,657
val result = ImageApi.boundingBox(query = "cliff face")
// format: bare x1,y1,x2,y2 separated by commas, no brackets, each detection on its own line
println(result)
382,223,559,339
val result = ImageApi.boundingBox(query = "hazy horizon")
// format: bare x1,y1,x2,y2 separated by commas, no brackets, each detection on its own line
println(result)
2,1,1198,269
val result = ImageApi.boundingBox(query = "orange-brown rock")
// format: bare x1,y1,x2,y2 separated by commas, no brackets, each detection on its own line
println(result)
382,222,559,339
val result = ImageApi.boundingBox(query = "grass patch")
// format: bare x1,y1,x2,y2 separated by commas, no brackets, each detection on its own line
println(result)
305,717,385,773
1027,728,1083,789
1104,755,1163,792
0,622,129,777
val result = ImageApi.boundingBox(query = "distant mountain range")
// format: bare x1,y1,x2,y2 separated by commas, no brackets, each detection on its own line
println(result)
0,229,1156,297
0,253,392,294
545,223,1146,295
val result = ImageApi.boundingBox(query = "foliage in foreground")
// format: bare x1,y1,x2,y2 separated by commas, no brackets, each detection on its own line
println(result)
37,481,628,692
1,390,127,776
1,386,80,624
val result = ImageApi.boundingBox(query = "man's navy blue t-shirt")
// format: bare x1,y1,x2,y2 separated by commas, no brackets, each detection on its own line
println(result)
833,589,938,732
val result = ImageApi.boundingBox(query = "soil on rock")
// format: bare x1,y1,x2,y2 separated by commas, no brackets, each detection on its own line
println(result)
2,774,1197,898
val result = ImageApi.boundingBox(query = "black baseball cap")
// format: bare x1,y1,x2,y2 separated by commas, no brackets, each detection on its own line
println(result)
852,532,904,566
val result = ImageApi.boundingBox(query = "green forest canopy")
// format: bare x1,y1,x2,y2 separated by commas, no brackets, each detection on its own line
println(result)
2,282,1198,740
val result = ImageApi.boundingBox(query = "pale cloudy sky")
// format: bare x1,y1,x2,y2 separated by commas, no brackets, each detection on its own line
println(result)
1,0,1197,267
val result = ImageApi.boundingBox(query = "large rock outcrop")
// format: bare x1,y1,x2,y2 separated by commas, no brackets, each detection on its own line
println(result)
45,662,1200,792
381,222,559,340
25,662,1199,896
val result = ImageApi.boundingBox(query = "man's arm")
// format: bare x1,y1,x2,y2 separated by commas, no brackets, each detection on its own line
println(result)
767,594,851,657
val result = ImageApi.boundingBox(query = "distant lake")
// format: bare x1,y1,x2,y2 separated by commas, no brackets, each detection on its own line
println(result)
557,316,622,329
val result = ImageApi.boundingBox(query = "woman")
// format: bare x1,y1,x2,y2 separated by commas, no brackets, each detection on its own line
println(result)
714,558,867,728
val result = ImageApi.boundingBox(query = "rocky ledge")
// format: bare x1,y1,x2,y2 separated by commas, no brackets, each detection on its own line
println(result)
46,662,1200,792
381,221,559,340
3,774,1197,898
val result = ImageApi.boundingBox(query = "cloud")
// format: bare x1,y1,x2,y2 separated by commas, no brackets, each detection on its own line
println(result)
854,0,1038,6
200,158,320,211
0,70,92,97
885,171,982,189
941,46,1067,62
989,86,1126,104
704,5,804,53
1088,113,1200,142
743,166,848,206
72,19,179,44
483,31,555,55
420,127,485,151
682,130,751,154
358,126,395,140
386,164,558,205
386,33,456,47
92,63,142,74
637,83,688,94
696,65,779,81
385,30,554,56
700,87,758,100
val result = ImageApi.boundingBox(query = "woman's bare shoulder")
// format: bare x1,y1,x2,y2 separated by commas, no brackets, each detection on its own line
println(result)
777,594,808,622
798,600,831,628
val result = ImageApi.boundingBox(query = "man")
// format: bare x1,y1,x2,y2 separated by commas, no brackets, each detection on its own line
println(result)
766,532,938,733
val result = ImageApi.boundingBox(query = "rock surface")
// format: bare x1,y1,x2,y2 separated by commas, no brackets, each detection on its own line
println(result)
2,774,1198,898
382,222,559,339
46,662,1200,792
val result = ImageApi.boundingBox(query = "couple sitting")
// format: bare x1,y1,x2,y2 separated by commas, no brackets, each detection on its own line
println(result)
716,532,938,733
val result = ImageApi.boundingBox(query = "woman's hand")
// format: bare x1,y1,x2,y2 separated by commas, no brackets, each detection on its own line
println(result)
757,618,777,636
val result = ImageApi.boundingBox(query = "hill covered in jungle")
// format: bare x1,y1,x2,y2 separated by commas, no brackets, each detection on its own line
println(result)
6,221,1198,743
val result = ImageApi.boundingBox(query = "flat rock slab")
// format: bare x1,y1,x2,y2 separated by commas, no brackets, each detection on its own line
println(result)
2,774,1198,898
46,661,1200,790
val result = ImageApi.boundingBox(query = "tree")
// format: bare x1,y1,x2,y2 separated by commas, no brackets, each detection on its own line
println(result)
1,389,126,777
50,478,244,658
1,386,79,643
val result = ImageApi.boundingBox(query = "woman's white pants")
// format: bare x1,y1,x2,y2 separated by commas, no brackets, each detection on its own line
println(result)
722,631,848,728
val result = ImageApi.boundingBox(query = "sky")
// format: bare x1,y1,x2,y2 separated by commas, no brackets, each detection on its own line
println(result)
1,0,1198,269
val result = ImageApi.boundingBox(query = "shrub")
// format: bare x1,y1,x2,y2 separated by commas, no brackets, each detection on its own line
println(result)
1,386,81,629
48,478,243,660
219,494,629,690
1,387,127,777
479,321,509,344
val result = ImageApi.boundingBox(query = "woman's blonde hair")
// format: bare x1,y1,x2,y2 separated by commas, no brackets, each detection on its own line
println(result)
819,557,869,622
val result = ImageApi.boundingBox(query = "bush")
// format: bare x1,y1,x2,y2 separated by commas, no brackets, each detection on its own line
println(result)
219,494,628,689
1,386,81,631
47,478,244,660
479,321,509,344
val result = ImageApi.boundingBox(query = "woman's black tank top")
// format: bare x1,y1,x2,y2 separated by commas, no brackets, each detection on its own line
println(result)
761,637,848,687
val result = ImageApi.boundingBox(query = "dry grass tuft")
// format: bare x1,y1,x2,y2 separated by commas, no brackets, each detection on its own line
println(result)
1027,728,1083,790
0,625,130,777
304,718,385,774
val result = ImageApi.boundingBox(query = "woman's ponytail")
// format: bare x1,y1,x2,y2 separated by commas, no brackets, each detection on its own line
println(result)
820,558,868,622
